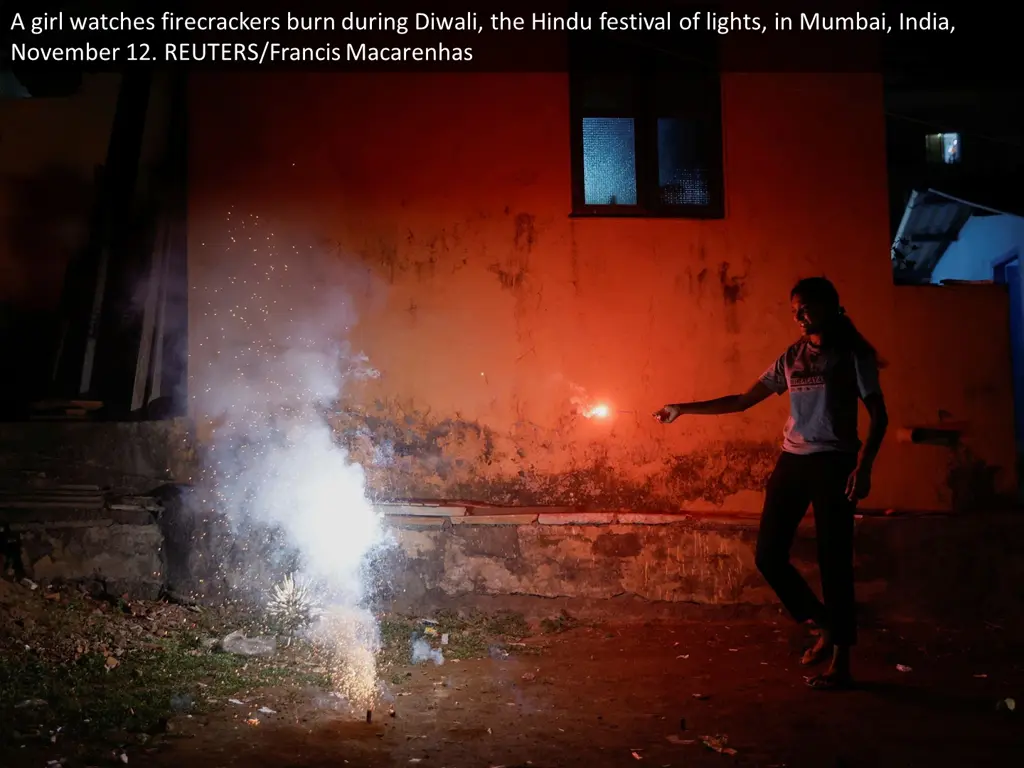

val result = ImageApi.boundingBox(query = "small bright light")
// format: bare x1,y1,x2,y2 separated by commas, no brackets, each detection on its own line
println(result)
584,403,610,418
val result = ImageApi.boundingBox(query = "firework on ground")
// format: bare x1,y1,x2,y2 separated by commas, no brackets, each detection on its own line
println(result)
192,210,390,714
310,604,381,710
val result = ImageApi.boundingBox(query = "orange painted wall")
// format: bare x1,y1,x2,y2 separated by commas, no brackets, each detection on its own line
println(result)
187,72,1017,512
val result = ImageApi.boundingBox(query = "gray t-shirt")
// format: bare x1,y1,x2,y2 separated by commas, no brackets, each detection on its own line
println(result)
759,339,881,455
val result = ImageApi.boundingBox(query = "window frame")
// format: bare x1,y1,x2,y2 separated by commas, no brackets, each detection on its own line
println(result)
568,41,726,220
924,131,962,165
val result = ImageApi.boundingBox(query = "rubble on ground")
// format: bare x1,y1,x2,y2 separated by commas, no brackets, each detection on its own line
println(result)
0,576,205,666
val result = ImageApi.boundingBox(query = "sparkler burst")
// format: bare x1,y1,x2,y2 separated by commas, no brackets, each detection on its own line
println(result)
566,381,613,420
268,573,322,634
194,210,390,714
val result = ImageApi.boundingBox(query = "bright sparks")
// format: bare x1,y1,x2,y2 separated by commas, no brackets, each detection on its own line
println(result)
195,210,389,715
583,403,611,419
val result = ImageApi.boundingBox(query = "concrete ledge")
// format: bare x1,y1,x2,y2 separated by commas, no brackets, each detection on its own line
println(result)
539,512,616,525
451,514,539,525
614,513,693,525
385,512,761,528
376,504,468,517
386,515,447,527
380,511,1024,625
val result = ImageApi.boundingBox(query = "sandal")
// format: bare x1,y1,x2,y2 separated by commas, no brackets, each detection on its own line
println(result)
806,672,855,691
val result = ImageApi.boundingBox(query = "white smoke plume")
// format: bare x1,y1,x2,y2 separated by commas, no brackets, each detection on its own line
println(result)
191,210,390,710
411,637,445,665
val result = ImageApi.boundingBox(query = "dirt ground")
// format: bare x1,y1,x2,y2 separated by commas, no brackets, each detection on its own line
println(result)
4,601,1023,768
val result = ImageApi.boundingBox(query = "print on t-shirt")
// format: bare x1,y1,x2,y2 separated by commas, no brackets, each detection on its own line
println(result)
788,347,827,393
759,339,881,455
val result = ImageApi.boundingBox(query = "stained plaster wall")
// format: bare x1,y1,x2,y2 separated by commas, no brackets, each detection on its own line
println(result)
378,511,1024,625
187,72,1017,513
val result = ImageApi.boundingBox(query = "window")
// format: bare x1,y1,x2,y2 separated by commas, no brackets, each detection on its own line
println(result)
925,132,961,164
569,34,724,218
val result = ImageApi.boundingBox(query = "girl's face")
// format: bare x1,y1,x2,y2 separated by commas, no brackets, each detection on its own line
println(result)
790,293,829,336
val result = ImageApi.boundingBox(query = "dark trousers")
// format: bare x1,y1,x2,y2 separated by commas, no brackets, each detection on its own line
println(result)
755,450,858,646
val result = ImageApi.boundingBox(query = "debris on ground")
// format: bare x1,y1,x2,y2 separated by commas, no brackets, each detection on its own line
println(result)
701,734,738,755
2,598,1020,768
0,576,330,741
218,630,277,656
667,734,695,745
540,610,580,634
15,698,48,709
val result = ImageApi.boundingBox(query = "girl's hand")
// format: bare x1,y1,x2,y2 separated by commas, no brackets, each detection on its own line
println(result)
653,404,683,424
846,463,872,501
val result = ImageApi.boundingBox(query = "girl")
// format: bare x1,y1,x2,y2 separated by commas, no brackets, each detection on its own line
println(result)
655,277,888,690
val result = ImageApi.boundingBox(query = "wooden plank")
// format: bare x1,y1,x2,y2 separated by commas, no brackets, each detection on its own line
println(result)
132,219,168,412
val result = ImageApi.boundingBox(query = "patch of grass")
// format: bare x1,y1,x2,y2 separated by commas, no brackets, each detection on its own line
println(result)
480,610,531,640
1,581,547,748
377,615,419,669
0,637,327,741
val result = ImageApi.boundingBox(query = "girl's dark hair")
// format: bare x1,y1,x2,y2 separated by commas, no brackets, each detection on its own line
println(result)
791,277,886,368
